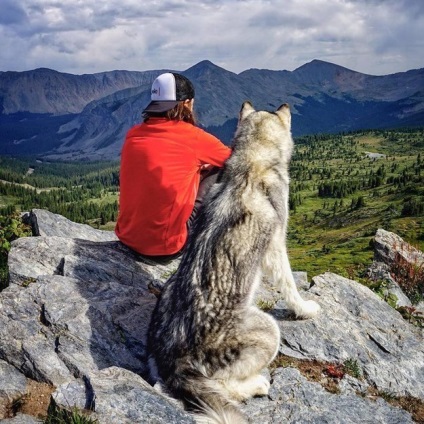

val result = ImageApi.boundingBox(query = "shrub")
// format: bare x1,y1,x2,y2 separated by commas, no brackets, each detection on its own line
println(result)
397,306,424,329
44,407,98,424
343,358,362,379
257,299,276,312
0,212,32,290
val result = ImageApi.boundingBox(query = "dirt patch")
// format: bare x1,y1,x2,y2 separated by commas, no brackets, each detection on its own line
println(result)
270,354,341,394
367,387,424,424
5,379,55,420
392,396,424,424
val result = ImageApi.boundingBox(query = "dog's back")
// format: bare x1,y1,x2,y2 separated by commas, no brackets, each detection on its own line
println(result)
148,102,319,423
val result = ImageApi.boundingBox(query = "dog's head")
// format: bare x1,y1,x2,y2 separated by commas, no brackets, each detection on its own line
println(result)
239,101,291,129
231,102,294,169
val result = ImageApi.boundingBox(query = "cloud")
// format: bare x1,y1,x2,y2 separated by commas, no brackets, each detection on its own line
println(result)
0,0,423,75
0,1,27,25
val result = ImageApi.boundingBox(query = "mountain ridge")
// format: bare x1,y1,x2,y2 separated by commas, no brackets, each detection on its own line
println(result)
0,59,423,160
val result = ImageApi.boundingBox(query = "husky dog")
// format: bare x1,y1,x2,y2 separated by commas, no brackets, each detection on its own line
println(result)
147,102,320,423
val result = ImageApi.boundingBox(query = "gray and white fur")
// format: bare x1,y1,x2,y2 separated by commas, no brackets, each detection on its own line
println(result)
147,102,320,424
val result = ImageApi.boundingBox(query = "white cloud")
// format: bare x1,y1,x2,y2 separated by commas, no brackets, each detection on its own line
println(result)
0,0,423,75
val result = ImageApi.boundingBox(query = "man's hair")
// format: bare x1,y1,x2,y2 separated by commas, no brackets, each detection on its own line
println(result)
143,101,196,125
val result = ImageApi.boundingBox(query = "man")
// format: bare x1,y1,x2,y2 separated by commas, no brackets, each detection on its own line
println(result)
115,72,231,263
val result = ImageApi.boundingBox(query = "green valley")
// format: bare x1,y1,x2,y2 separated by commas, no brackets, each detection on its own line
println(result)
0,128,423,283
288,128,424,280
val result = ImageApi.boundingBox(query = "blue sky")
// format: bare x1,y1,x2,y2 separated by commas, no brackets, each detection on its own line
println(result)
1,0,423,75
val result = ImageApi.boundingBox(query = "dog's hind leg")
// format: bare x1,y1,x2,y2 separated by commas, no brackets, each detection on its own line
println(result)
263,227,320,319
211,307,280,402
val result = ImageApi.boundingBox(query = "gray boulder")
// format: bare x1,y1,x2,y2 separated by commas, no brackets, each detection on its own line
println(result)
242,367,413,424
0,360,28,419
0,414,42,424
367,228,424,310
366,261,412,307
3,235,173,386
52,367,195,424
373,228,423,266
274,272,424,399
1,210,422,423
23,209,118,241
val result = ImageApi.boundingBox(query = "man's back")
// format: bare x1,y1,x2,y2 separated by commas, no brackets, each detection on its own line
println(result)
116,118,230,256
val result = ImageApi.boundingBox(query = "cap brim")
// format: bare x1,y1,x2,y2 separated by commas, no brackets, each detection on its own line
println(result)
143,101,179,113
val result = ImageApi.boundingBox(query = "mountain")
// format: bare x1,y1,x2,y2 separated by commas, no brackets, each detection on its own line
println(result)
0,67,163,115
0,59,423,160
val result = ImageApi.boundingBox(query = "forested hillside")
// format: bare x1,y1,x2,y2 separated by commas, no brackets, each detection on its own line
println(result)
0,158,119,225
288,128,424,278
0,128,423,282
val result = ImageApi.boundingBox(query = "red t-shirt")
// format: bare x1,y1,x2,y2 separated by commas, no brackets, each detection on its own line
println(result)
115,118,231,255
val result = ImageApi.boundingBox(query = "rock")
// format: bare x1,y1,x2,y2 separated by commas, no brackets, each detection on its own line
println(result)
1,210,423,423
366,261,412,307
0,414,42,423
7,236,179,288
22,209,118,241
0,360,27,419
241,367,413,423
338,373,370,396
274,272,424,399
3,212,180,386
293,271,309,290
368,229,424,307
0,271,156,386
367,228,424,305
255,271,310,306
373,228,423,266
52,367,195,424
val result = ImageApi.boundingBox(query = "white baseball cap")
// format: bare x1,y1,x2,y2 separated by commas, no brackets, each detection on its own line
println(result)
143,72,195,113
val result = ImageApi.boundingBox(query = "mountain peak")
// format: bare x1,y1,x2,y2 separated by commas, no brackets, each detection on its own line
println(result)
188,60,222,70
294,59,357,74
184,60,237,79
292,59,362,85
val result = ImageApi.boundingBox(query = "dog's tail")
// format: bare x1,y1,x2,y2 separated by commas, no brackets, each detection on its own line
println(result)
168,373,248,424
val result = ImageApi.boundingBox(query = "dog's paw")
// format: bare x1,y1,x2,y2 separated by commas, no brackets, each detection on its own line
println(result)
295,300,320,319
225,374,270,401
251,374,270,397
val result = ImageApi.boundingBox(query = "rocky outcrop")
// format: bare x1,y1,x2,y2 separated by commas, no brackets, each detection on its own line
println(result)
0,210,423,423
0,360,27,418
242,367,412,424
367,228,424,308
276,273,424,398
22,208,118,241
372,228,423,266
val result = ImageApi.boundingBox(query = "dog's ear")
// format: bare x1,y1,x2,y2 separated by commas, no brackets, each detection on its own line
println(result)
239,101,255,121
276,103,291,128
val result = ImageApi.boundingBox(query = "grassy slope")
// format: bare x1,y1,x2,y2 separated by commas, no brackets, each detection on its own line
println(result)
287,130,424,280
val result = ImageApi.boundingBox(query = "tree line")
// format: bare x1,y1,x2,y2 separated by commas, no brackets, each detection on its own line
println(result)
289,129,424,219
0,158,120,225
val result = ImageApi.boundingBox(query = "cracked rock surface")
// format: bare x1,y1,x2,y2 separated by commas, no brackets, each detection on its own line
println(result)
1,209,422,423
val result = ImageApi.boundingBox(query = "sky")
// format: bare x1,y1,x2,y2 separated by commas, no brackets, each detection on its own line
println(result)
1,0,423,76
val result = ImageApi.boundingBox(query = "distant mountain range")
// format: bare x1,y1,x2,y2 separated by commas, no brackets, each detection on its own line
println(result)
0,60,423,160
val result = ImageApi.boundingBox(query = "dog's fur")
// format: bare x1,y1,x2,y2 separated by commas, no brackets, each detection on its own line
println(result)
147,102,320,423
